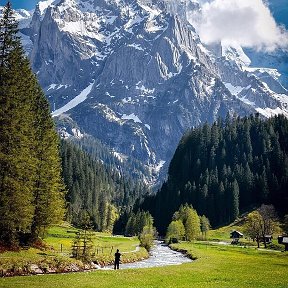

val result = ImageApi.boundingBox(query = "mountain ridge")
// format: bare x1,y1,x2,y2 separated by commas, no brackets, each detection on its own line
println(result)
3,0,288,185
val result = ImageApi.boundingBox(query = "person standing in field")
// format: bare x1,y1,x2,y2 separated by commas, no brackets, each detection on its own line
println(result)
114,249,121,270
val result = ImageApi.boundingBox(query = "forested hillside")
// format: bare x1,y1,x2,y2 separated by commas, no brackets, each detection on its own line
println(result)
61,140,149,232
140,114,288,234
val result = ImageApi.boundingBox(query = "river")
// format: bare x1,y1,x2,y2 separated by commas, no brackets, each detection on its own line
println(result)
106,241,192,270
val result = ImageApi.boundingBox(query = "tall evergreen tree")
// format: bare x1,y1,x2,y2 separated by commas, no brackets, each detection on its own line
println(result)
0,1,35,245
231,179,240,221
0,2,65,246
30,87,65,240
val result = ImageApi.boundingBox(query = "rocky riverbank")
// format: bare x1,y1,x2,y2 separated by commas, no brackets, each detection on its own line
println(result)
0,250,148,277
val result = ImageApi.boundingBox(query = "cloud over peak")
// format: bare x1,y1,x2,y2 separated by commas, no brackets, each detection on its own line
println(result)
189,0,288,51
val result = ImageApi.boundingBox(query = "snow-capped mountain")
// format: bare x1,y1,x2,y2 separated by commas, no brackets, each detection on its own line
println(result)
4,0,288,184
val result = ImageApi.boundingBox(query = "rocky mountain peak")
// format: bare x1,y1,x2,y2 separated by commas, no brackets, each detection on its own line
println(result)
2,0,288,185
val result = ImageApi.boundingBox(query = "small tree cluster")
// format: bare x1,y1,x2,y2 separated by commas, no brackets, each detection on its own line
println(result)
244,204,279,248
166,220,185,243
166,204,210,242
124,210,155,251
200,215,211,240
139,224,156,251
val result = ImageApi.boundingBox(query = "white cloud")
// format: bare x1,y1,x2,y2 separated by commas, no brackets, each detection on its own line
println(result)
189,0,288,51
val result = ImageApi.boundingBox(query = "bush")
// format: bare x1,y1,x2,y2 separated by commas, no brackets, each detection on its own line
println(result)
139,226,155,251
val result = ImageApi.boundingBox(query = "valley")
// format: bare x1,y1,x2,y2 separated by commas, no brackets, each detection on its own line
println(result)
1,1,288,287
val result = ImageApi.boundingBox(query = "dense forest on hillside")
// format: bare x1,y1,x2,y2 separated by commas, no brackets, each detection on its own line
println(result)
140,114,288,235
61,140,149,232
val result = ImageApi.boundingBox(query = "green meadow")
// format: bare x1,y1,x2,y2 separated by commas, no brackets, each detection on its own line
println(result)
45,224,146,258
0,224,147,274
1,239,287,288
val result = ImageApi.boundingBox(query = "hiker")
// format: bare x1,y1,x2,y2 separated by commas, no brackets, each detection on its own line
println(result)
114,249,121,270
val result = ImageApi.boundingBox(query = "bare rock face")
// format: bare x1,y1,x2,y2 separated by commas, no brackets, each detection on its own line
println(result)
10,0,288,183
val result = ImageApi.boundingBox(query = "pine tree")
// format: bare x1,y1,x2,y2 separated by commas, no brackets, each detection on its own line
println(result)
72,212,94,262
231,179,240,221
30,87,65,241
0,1,35,246
0,2,65,246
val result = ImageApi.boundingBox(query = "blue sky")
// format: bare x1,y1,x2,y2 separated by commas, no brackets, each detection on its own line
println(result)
1,0,288,29
3,0,39,10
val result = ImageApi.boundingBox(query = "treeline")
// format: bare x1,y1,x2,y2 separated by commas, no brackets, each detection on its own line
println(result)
0,3,64,247
61,140,149,232
140,114,288,235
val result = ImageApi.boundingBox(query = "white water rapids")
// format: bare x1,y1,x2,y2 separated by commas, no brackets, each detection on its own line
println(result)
105,241,192,270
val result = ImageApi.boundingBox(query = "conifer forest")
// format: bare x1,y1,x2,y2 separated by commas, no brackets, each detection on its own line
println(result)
140,115,288,234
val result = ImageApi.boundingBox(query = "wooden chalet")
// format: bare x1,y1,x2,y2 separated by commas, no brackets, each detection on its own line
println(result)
230,230,244,239
230,230,243,244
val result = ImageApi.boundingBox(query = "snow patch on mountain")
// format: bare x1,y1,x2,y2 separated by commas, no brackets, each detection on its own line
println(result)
38,0,61,15
121,113,142,123
224,82,246,96
94,104,123,124
237,95,256,107
127,43,144,51
145,124,151,130
47,84,70,91
112,151,128,163
221,43,251,67
244,67,282,81
52,82,94,117
71,128,84,139
256,107,288,118
155,160,166,173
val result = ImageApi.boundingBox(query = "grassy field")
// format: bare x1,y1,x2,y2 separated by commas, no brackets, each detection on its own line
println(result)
0,240,287,287
45,224,145,257
0,223,148,275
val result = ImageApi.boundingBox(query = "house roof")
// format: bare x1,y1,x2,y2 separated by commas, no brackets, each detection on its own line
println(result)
230,230,244,236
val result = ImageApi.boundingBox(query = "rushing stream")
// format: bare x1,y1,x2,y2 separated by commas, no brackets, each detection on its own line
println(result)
106,241,192,269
